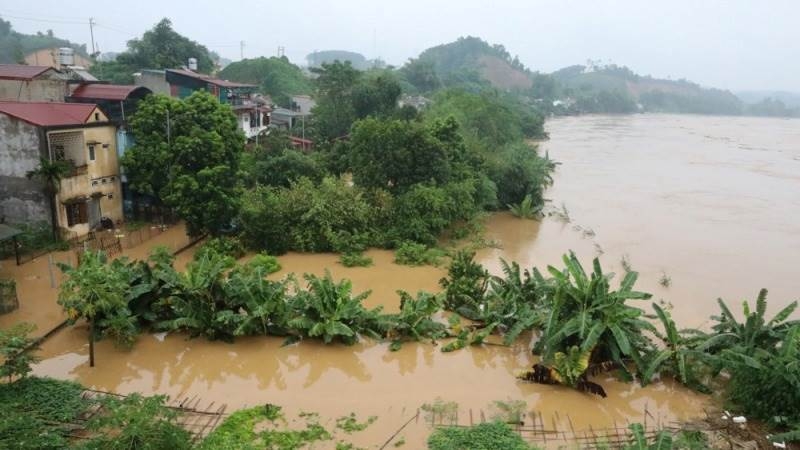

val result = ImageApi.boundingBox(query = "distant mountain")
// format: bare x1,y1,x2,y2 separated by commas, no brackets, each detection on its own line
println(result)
0,17,89,64
403,36,532,92
552,63,743,115
736,90,800,108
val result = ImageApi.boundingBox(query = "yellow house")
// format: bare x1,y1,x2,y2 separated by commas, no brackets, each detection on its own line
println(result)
24,48,93,69
0,101,122,237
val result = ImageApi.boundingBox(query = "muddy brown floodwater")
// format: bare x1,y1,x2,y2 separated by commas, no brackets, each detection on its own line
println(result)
31,114,800,448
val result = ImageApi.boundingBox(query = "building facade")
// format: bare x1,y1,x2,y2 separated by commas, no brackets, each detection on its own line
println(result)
0,102,123,237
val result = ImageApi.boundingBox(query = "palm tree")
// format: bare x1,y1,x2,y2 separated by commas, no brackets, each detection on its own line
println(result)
26,158,71,240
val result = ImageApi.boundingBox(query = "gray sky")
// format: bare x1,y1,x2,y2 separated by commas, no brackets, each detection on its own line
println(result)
4,0,800,92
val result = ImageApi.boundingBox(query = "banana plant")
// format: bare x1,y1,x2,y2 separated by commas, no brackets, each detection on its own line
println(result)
287,271,383,345
639,303,710,392
225,269,291,337
517,346,607,397
439,250,490,320
535,252,655,375
700,288,799,356
485,259,547,344
384,291,447,351
625,423,673,450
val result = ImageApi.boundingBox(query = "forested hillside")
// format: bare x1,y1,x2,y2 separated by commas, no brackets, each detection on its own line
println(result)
218,56,313,107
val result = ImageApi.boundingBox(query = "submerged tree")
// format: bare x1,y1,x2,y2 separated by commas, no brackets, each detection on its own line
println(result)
26,158,71,240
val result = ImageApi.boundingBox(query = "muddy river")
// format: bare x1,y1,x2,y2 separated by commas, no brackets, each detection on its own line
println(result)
31,114,800,448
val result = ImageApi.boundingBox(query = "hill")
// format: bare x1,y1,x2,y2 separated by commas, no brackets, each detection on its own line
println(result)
0,17,89,64
218,56,312,107
552,63,743,115
402,36,532,93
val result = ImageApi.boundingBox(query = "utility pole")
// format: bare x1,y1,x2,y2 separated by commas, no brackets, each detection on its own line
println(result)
89,18,96,55
240,41,245,60
277,46,285,58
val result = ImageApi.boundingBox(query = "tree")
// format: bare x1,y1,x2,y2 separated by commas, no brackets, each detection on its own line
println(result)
26,158,71,240
58,251,130,367
351,70,402,118
218,56,312,107
124,91,244,236
90,18,214,84
310,61,361,141
401,57,441,93
348,118,451,193
0,323,39,381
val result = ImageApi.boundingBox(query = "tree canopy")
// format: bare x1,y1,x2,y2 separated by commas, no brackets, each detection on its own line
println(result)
91,18,214,84
123,91,244,236
218,56,312,107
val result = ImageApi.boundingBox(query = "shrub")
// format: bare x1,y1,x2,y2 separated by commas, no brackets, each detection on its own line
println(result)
427,421,534,450
241,253,282,275
339,252,373,267
0,322,39,381
195,236,246,261
394,242,445,266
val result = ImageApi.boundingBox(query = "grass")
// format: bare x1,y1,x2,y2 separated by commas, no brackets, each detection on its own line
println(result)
427,421,538,450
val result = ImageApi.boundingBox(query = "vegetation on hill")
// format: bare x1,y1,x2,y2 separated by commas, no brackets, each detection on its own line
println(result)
307,49,369,69
90,18,215,84
0,17,88,64
218,56,313,107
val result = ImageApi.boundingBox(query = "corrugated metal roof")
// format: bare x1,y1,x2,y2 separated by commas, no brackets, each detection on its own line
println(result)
70,84,152,101
166,69,256,88
0,64,55,80
0,101,99,127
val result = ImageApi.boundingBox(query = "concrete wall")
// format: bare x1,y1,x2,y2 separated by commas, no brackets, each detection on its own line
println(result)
0,114,49,225
25,48,93,68
0,79,69,102
134,71,170,96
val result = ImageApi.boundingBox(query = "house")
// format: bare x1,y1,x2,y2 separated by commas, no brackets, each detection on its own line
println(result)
0,64,71,102
290,94,316,114
398,94,431,110
0,101,123,237
67,84,153,124
25,48,92,69
271,107,309,132
134,68,270,140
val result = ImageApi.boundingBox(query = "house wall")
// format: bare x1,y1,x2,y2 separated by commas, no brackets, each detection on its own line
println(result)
0,114,49,225
134,71,170,96
24,48,93,68
0,79,69,102
53,122,123,236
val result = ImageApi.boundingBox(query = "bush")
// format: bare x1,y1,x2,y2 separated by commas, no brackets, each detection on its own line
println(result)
194,236,246,261
488,142,555,208
339,252,373,267
0,322,39,381
394,242,445,266
241,253,282,275
427,421,534,450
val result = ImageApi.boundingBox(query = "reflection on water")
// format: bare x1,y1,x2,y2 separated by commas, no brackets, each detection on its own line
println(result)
32,113,800,446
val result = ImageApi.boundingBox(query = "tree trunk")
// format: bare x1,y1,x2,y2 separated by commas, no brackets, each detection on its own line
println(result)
48,190,59,241
89,319,95,367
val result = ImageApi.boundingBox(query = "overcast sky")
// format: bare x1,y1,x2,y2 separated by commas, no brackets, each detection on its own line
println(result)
4,1,800,92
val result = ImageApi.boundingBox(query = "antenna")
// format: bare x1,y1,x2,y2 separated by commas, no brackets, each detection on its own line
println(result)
240,41,245,60
89,18,96,55
277,46,285,57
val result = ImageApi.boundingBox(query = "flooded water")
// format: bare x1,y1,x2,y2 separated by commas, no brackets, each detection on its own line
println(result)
29,114,800,447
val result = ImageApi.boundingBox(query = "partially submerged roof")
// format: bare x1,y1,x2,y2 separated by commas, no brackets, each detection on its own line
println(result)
0,101,100,127
0,224,23,242
70,83,152,101
0,64,56,81
166,69,256,89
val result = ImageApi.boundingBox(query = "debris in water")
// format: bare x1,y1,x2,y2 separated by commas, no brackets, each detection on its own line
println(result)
153,332,168,342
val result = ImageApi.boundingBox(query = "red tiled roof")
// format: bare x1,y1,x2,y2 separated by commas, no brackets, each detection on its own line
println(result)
0,64,55,81
0,101,99,127
167,69,256,88
69,83,151,101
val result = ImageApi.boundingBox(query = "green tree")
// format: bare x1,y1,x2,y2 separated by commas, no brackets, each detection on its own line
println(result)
0,323,39,381
26,158,71,240
348,118,451,193
351,70,402,118
90,18,214,83
124,91,244,236
310,61,361,140
218,56,312,107
401,57,441,93
58,251,130,367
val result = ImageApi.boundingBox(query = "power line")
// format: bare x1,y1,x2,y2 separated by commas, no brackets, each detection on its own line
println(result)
0,11,85,25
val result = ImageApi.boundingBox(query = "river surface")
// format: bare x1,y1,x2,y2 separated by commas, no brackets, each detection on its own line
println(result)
31,114,800,448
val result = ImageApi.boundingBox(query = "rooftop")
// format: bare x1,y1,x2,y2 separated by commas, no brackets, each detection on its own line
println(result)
166,69,256,89
0,101,99,127
69,83,152,101
0,64,56,81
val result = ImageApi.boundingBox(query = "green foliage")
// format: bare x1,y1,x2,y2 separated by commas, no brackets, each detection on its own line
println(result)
427,421,535,450
421,398,459,425
385,291,447,349
394,242,445,266
624,423,674,450
240,253,282,275
239,177,381,254
243,147,325,188
124,91,244,236
25,158,72,240
90,18,214,83
509,194,542,219
490,399,527,425
349,118,451,193
439,250,489,317
195,236,246,261
335,413,377,433
288,271,383,344
0,377,89,450
75,394,192,450
488,143,555,208
310,61,361,140
0,322,39,381
0,18,87,64
218,56,313,107
339,252,373,267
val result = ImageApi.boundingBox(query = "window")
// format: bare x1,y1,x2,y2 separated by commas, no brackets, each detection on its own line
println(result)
88,145,95,161
66,202,88,227
94,112,100,121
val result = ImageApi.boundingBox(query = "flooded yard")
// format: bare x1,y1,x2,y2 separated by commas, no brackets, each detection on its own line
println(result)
23,114,800,447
